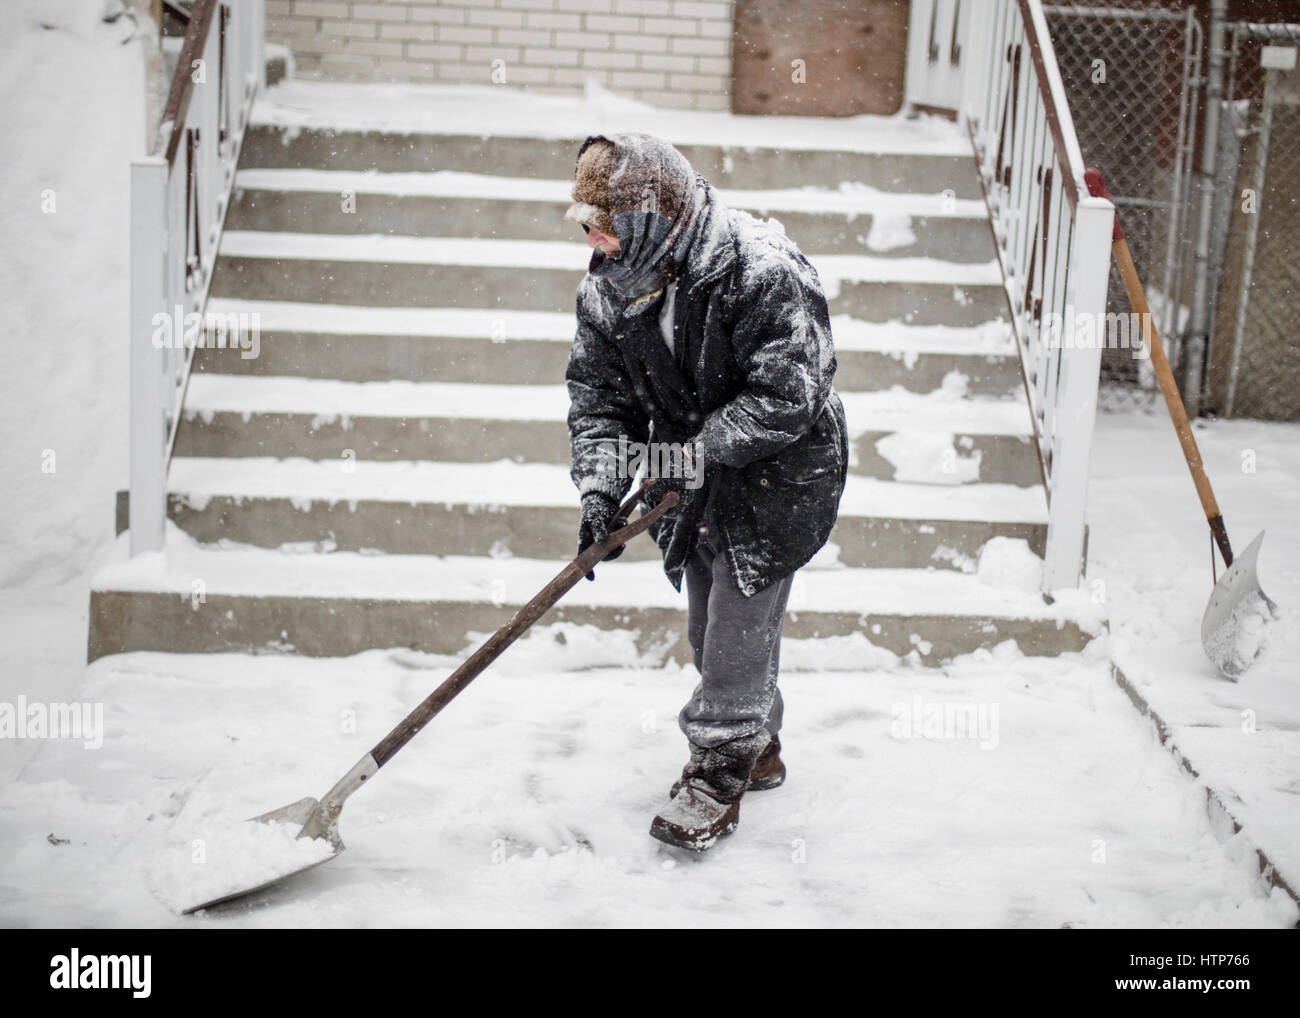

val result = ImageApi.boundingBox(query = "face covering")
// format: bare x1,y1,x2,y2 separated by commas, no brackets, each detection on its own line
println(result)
580,133,708,303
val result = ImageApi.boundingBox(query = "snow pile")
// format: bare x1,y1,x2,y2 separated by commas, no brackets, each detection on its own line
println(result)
146,816,335,915
875,431,980,484
461,622,654,675
976,537,1044,594
781,632,900,671
0,0,146,781
864,211,917,252
0,1,142,589
939,370,970,399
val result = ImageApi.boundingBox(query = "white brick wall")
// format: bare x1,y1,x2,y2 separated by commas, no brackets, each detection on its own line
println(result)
266,0,733,110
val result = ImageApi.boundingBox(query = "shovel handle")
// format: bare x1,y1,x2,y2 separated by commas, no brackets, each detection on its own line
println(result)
367,480,678,768
1085,169,1233,568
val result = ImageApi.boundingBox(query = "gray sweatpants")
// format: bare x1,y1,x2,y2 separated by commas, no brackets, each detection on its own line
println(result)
678,524,795,749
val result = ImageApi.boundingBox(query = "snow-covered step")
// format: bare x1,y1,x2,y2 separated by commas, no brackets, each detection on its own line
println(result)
228,169,995,262
152,457,1047,570
175,375,1041,487
244,80,984,196
207,233,1005,325
204,301,1017,350
87,533,1098,664
181,375,1034,432
216,231,1004,285
195,300,1025,395
163,458,1049,521
234,169,990,217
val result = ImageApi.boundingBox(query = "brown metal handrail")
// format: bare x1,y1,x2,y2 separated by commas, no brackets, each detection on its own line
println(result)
1016,0,1082,211
157,0,219,164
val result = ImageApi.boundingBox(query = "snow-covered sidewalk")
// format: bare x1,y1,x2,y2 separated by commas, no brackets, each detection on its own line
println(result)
1,636,1294,927
1,4,1296,928
7,402,1296,927
1088,406,1300,905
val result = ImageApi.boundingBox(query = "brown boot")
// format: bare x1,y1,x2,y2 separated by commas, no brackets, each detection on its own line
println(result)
669,732,784,797
651,731,768,851
745,733,787,790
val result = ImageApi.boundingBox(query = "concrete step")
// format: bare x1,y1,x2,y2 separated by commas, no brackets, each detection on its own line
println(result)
149,457,1047,570
227,169,995,262
207,232,1004,326
175,376,1042,487
239,126,983,197
247,79,982,192
87,539,1096,665
173,410,1040,487
196,300,1025,396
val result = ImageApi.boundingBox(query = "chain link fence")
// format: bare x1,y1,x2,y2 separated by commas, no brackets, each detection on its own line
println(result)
1204,22,1300,421
1043,1,1202,412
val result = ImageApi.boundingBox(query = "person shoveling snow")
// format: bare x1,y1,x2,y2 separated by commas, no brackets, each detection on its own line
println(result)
156,135,846,911
563,134,848,850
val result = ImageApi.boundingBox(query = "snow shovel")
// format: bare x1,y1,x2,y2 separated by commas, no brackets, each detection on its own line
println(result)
181,480,678,912
1085,169,1278,680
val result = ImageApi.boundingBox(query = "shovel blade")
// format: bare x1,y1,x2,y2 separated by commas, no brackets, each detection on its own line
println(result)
179,797,344,914
253,795,319,828
1201,531,1279,680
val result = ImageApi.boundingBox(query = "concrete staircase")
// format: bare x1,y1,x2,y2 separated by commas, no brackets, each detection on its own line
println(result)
89,83,1097,665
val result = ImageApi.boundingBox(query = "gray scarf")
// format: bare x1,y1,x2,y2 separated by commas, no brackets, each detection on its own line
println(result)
580,133,709,304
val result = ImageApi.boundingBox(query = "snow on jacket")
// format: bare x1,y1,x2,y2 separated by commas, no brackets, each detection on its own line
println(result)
565,134,848,596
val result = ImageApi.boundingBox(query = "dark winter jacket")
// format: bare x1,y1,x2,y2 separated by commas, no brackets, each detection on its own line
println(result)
566,134,848,597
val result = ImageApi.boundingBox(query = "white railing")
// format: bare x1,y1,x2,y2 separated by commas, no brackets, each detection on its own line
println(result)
129,0,265,554
914,0,1115,593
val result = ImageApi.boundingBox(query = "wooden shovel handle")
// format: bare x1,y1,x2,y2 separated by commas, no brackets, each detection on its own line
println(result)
368,480,677,767
1084,169,1233,568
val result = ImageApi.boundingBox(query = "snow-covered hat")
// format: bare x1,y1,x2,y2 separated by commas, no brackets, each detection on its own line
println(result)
564,137,617,238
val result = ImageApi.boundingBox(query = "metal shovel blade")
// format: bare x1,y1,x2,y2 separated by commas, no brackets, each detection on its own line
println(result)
179,796,344,914
1201,531,1279,681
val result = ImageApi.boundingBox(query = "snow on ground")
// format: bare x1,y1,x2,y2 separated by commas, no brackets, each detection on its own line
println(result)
0,1,144,782
11,408,1283,929
1,637,1294,928
1087,408,1300,895
0,1,140,592
0,9,1296,927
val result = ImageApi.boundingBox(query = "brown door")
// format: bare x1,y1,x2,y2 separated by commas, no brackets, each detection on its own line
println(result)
732,0,911,116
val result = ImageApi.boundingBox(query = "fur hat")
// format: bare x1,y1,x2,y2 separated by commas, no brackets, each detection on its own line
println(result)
564,138,616,238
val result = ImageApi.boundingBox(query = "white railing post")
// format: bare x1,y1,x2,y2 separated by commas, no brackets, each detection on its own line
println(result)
252,0,267,95
936,0,1115,594
129,155,169,555
1042,195,1113,591
959,1,992,131
127,0,264,556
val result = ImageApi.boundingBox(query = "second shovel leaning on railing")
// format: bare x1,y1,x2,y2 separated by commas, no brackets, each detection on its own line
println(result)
1085,168,1278,681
